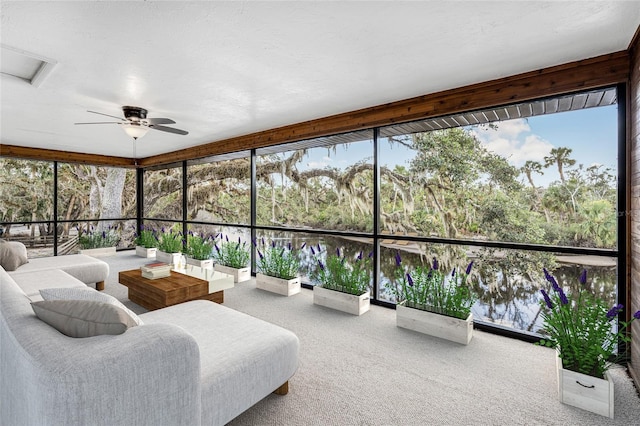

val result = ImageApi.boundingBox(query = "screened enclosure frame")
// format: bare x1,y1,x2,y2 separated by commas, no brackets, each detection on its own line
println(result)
136,84,627,342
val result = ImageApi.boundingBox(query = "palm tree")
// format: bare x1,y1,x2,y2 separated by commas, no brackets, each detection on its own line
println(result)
544,147,576,183
520,160,549,222
521,160,543,190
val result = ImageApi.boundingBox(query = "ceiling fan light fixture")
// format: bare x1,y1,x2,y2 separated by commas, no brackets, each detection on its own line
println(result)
122,123,149,140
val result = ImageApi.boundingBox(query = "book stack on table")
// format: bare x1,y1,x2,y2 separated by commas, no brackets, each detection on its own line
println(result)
141,262,171,279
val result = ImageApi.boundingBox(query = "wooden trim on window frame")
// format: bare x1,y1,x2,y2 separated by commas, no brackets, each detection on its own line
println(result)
0,145,135,167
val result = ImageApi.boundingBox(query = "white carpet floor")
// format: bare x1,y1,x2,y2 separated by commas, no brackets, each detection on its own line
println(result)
103,251,640,425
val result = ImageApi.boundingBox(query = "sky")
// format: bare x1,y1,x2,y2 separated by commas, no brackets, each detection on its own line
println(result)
297,104,619,188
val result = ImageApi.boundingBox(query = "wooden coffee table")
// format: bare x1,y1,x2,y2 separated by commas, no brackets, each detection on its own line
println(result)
118,269,224,311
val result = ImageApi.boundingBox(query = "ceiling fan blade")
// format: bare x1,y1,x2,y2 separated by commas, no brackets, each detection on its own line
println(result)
74,122,121,125
146,117,176,125
87,110,126,121
149,125,189,135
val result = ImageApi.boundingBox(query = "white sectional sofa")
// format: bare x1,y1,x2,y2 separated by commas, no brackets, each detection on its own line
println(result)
0,247,299,426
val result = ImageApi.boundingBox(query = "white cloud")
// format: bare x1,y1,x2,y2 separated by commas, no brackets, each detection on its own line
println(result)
472,119,553,167
473,118,530,140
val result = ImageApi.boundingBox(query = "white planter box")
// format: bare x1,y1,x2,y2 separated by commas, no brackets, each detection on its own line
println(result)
396,301,473,345
135,246,157,258
556,352,614,418
186,257,213,269
214,264,251,283
256,273,301,296
79,246,116,257
313,285,370,316
156,250,182,266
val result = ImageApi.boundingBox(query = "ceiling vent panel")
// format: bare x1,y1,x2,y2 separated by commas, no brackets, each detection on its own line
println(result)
1,44,57,87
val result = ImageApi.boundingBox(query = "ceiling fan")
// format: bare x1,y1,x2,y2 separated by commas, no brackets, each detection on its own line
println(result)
75,106,188,140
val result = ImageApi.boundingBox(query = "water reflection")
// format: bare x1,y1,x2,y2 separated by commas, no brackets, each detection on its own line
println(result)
262,232,617,335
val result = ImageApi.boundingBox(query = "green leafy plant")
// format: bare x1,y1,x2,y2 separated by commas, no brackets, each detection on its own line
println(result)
310,246,370,296
537,268,640,378
133,226,158,248
387,252,476,320
156,226,183,253
255,238,303,280
78,225,119,249
184,231,215,260
213,234,250,269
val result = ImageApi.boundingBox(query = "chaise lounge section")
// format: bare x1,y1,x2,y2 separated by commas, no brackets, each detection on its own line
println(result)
9,253,110,290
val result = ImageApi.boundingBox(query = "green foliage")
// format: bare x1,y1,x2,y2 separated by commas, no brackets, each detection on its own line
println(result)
256,239,303,280
538,269,640,378
311,247,371,296
184,232,215,260
213,235,250,269
387,253,476,320
78,225,119,249
156,225,183,253
134,227,157,248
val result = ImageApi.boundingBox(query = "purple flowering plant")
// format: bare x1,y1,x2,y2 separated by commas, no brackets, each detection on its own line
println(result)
255,238,304,280
156,225,183,253
538,268,640,378
77,223,120,249
212,234,250,269
183,231,216,260
133,225,158,249
310,247,371,296
386,252,476,320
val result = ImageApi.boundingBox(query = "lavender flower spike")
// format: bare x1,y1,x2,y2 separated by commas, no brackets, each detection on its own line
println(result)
336,247,341,257
558,287,569,305
543,268,561,292
451,267,456,277
301,242,306,249
406,273,414,287
465,261,474,275
317,260,325,270
634,310,640,320
579,269,587,285
395,251,402,267
540,289,553,309
310,246,316,255
432,257,439,270
606,304,624,320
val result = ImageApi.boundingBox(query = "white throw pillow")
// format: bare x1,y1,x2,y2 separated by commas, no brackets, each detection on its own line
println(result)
39,287,143,326
32,300,137,338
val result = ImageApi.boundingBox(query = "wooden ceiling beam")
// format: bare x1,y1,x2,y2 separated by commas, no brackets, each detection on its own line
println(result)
0,144,135,167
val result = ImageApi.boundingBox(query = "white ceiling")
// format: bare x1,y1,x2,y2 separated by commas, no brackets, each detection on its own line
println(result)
1,1,638,159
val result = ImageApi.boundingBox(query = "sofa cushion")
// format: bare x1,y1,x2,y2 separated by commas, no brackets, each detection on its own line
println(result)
31,299,138,338
10,269,87,300
9,254,109,286
141,300,299,425
0,240,29,271
40,287,143,326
